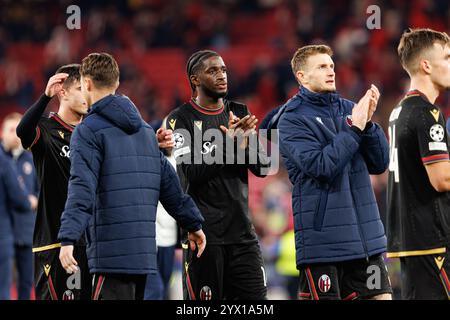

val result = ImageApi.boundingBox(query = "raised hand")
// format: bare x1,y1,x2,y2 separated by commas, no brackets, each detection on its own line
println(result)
45,73,69,98
219,111,240,136
220,111,258,149
367,84,380,122
220,111,257,136
352,89,373,130
236,114,258,137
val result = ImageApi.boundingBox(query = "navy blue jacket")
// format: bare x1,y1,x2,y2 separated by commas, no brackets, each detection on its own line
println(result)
0,151,31,261
1,145,38,246
273,87,389,266
58,94,204,274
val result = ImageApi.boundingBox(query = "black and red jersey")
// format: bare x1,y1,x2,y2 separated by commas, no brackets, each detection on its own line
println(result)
387,90,450,257
17,94,85,252
167,99,270,245
30,112,87,251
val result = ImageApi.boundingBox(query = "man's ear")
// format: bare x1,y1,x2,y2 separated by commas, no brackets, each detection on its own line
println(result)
84,77,93,92
190,74,200,88
56,87,66,100
296,70,306,85
420,59,432,75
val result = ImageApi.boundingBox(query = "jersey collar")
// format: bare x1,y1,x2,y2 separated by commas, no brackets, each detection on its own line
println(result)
405,89,431,103
189,99,224,115
50,112,75,132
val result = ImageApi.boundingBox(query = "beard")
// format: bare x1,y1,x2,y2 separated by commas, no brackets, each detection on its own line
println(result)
202,85,228,100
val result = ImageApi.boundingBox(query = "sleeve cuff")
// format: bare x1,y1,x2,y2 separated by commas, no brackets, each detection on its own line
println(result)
60,240,75,246
422,154,450,164
363,121,374,133
348,126,363,143
350,125,363,136
186,224,202,233
41,93,52,103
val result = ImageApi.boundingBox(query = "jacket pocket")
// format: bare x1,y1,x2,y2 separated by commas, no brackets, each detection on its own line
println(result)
313,189,328,231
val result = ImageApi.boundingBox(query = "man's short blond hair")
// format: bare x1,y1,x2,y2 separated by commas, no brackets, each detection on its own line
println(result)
398,28,450,75
291,45,333,76
80,52,120,89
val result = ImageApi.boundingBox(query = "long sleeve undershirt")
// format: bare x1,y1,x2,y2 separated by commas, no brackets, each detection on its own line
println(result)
16,94,51,149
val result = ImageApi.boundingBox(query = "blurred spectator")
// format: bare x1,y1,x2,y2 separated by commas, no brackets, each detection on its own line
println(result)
1,112,38,300
0,137,31,300
45,26,74,65
275,229,299,300
1,0,448,122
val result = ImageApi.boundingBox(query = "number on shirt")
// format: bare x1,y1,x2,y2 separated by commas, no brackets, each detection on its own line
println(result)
388,124,399,183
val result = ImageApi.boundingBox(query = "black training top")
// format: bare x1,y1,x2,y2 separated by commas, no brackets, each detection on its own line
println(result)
387,90,450,257
17,94,85,251
167,99,270,245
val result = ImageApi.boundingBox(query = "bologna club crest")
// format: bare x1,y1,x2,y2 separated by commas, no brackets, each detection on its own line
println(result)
318,274,331,293
62,290,75,300
200,286,212,300
346,115,353,127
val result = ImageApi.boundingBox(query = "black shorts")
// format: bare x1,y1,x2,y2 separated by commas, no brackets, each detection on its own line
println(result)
92,273,147,300
400,251,450,300
298,254,392,300
182,241,267,300
34,245,91,300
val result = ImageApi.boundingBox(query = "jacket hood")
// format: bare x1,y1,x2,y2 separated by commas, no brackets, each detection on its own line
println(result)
90,95,142,134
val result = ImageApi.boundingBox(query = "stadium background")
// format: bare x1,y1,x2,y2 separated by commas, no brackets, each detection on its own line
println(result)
0,0,449,299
